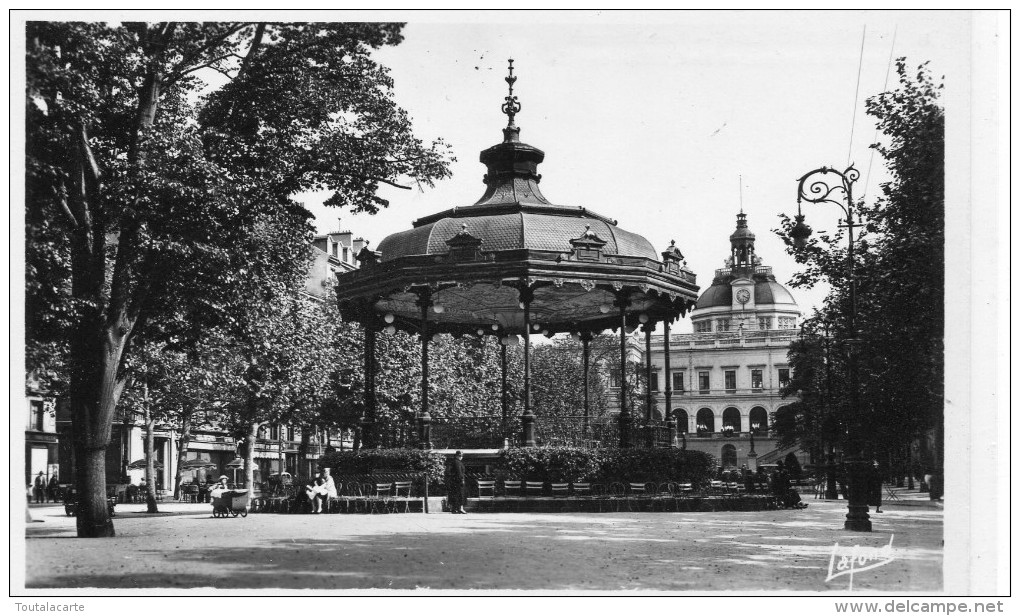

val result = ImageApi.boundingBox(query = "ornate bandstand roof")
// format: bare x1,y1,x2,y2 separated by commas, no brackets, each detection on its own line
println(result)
335,60,699,335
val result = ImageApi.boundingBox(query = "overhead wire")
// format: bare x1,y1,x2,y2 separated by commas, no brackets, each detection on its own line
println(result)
846,25,868,168
861,26,898,202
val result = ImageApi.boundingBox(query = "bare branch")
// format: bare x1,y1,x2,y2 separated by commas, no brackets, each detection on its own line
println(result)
168,23,251,83
170,52,244,82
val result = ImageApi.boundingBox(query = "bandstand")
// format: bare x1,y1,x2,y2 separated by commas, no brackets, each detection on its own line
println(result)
335,60,700,450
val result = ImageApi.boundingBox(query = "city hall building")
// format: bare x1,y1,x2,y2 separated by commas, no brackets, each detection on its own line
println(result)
616,212,806,470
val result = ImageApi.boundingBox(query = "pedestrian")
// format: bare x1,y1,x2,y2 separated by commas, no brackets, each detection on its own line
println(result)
47,475,60,502
449,451,467,514
741,465,755,493
868,460,883,513
33,472,46,504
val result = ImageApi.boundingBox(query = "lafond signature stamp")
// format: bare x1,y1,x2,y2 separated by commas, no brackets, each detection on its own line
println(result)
825,534,896,591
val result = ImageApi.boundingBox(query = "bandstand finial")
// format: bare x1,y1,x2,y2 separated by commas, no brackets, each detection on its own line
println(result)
501,58,521,129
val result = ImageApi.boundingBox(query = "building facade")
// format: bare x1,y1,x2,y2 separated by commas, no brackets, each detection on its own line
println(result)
25,377,59,487
614,212,807,470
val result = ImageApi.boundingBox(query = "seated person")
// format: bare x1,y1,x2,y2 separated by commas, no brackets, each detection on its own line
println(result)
305,468,337,514
209,476,230,500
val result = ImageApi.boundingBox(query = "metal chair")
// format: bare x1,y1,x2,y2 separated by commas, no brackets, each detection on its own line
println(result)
571,482,592,512
500,479,523,512
655,482,676,512
606,482,626,512
525,481,545,498
627,482,654,511
472,479,495,512
371,482,393,514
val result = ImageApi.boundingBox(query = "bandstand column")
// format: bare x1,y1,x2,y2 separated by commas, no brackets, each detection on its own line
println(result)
663,317,676,447
617,294,633,448
521,287,536,447
581,331,592,443
362,325,378,449
501,341,509,440
644,324,654,447
419,296,432,449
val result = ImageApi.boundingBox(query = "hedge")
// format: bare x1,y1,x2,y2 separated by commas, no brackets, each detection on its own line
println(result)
495,447,716,485
318,449,446,485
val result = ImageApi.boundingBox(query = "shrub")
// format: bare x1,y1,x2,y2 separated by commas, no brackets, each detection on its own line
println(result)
598,449,715,484
495,447,716,485
497,447,603,482
318,449,445,485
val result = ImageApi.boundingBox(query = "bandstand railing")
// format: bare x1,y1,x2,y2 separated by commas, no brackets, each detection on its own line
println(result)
429,416,518,450
368,415,678,451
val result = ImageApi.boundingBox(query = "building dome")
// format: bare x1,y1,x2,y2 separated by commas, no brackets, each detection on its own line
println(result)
695,279,796,309
689,212,799,331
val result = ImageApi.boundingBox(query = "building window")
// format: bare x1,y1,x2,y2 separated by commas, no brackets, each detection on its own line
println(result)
30,400,45,431
778,316,796,329
342,247,349,262
695,321,712,333
698,371,710,393
696,408,714,433
649,372,659,392
749,407,769,433
610,370,621,389
758,317,772,330
722,407,741,432
751,369,763,390
778,368,790,388
717,318,731,332
724,370,736,392
331,243,338,258
672,371,685,393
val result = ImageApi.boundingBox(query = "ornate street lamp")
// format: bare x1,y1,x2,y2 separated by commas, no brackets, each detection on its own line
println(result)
791,164,871,532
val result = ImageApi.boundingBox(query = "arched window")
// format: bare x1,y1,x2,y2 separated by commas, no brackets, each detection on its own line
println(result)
696,408,714,434
722,407,741,432
721,444,738,468
749,407,769,433
674,409,689,434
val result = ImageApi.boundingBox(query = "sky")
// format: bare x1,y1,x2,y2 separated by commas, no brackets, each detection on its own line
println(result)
295,11,968,333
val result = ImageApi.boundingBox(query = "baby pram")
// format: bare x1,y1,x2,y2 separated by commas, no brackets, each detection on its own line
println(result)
211,489,249,517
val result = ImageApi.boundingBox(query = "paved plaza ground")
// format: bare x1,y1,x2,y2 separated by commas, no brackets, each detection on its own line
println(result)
23,492,942,592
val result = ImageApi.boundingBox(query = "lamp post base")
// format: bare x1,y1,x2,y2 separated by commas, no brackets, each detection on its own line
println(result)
521,413,536,448
844,458,873,532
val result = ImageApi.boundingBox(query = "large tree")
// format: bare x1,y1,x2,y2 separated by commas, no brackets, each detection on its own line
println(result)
25,22,451,537
775,60,944,472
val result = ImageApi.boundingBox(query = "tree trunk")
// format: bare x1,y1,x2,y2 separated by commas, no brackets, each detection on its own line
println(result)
298,425,310,479
69,319,127,538
243,422,260,493
277,427,284,480
174,412,191,500
73,442,114,537
143,382,159,513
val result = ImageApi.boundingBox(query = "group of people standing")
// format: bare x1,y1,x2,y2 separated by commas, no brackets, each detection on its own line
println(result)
30,472,60,503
